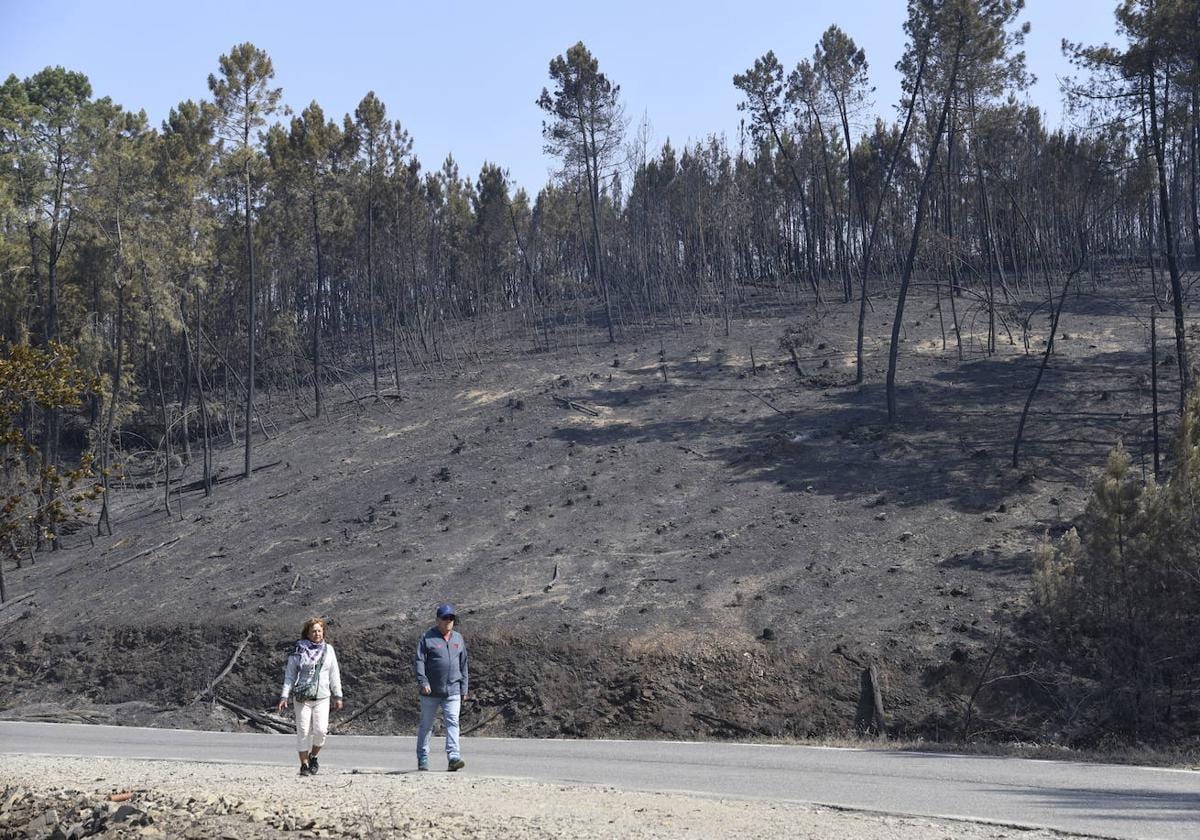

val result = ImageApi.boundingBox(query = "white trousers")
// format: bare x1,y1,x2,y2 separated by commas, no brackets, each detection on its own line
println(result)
294,697,330,752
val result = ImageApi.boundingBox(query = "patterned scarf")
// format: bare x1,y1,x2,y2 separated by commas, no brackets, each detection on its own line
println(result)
293,639,326,689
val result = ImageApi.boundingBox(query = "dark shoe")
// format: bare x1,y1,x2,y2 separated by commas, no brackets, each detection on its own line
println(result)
417,759,429,771
299,763,311,777
448,757,465,772
307,755,319,775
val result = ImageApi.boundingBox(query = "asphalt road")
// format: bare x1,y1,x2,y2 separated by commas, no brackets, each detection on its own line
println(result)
2,722,1197,839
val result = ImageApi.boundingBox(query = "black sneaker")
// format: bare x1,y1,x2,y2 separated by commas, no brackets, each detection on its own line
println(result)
448,757,465,772
308,755,319,775
299,763,311,777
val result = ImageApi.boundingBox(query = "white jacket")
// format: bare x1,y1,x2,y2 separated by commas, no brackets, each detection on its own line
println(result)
280,643,343,701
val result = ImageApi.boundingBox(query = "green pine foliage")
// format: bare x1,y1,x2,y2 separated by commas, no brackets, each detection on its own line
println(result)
0,342,102,558
1035,399,1200,738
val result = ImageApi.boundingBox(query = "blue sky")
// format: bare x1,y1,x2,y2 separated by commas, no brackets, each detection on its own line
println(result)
3,0,1121,194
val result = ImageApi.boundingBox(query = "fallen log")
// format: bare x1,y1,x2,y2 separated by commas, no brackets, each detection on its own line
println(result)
692,711,755,736
332,687,397,733
193,630,254,702
338,392,404,406
740,387,787,415
177,460,281,493
213,693,294,734
0,592,34,613
551,395,599,416
105,537,181,572
461,706,502,736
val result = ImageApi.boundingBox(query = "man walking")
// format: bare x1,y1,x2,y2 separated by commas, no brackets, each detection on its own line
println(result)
415,603,469,771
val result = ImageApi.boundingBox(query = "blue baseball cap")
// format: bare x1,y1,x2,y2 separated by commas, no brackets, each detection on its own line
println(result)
436,603,457,619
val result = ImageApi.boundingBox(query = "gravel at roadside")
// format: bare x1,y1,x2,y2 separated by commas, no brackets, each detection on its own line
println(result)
2,754,1083,839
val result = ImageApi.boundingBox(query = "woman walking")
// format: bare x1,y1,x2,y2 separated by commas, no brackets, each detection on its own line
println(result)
278,617,344,776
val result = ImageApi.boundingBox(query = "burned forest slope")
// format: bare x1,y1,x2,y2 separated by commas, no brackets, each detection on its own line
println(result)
0,284,1177,744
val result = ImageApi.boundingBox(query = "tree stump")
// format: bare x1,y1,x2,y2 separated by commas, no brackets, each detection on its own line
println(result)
854,663,887,737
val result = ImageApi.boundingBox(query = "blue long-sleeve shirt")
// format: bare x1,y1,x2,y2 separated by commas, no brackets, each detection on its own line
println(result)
414,627,468,697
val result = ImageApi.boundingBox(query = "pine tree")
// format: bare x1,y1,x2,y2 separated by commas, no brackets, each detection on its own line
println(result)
1037,396,1200,737
538,42,626,343
267,100,345,417
207,43,281,479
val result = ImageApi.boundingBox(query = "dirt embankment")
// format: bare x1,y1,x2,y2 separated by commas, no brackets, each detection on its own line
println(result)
0,622,1022,744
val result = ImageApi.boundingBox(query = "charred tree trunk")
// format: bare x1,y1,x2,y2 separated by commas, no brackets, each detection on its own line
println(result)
311,191,325,419
887,24,962,423
857,38,927,385
97,281,126,537
1013,255,1085,468
366,184,381,396
155,331,172,516
1191,84,1200,264
243,163,258,479
1147,66,1189,408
